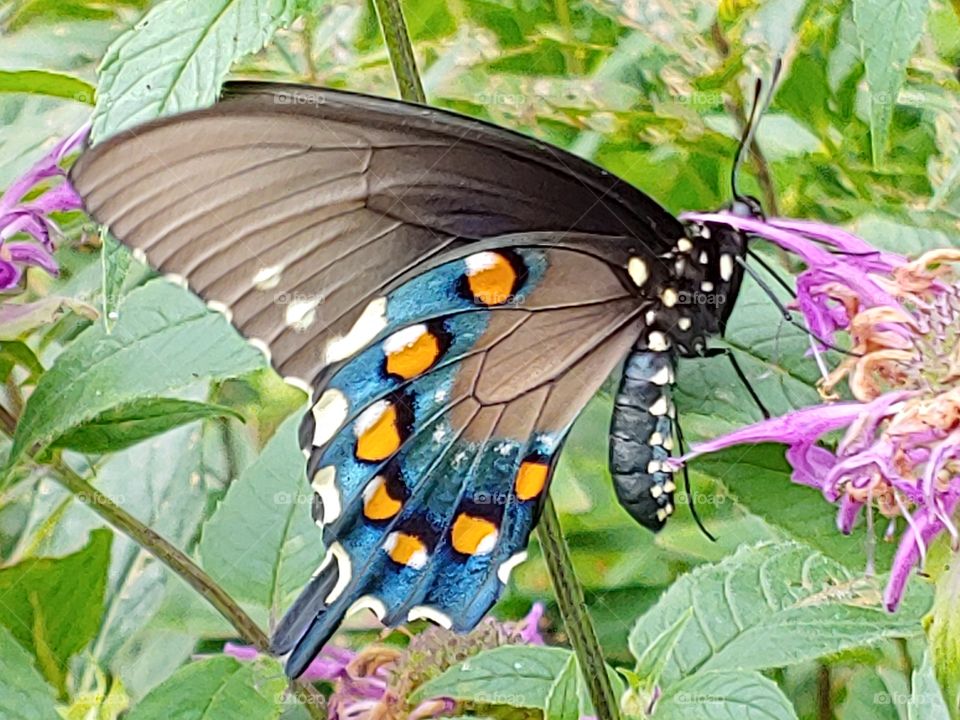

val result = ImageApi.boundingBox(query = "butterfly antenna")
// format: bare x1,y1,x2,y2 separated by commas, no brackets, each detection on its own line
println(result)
731,57,783,203
746,248,795,297
734,255,861,358
674,419,717,542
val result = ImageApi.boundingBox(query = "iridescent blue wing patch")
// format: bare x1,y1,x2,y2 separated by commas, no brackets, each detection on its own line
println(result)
273,242,643,677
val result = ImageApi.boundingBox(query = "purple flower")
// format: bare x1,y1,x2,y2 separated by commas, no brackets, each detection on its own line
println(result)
226,603,547,718
675,211,960,611
0,125,89,290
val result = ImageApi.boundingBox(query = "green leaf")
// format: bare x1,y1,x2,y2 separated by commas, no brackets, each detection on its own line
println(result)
125,656,287,720
8,279,264,471
654,671,798,720
92,0,297,140
101,230,130,333
634,607,694,689
692,445,896,572
544,653,579,720
0,70,94,104
52,398,244,453
908,649,951,720
199,412,322,614
0,529,111,694
410,646,572,708
852,0,930,165
628,542,930,686
0,340,45,383
0,625,59,720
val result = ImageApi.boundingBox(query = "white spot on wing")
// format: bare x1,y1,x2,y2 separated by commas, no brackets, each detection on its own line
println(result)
284,376,312,396
253,264,283,291
678,317,692,331
408,606,453,628
312,466,341,525
497,551,528,584
475,529,499,555
285,296,322,331
347,595,387,620
362,475,387,504
661,288,678,307
132,248,148,264
206,300,233,323
382,532,428,569
248,338,272,364
465,251,501,274
383,323,428,355
720,254,735,281
318,543,351,603
325,298,388,364
165,273,188,289
677,238,693,252
354,399,391,438
628,257,649,286
312,389,349,446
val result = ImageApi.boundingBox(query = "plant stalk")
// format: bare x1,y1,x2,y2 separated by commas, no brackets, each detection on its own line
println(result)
538,497,621,719
370,1,619,715
48,461,326,719
370,0,425,103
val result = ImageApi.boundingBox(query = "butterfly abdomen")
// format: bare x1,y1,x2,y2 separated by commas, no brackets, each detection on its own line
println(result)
608,347,677,531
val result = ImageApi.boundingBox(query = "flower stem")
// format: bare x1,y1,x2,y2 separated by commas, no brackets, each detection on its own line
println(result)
370,0,425,103
538,497,621,720
48,460,326,719
369,3,619,715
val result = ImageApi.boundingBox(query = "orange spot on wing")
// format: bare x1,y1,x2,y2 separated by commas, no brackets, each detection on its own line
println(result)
386,331,441,379
467,253,517,305
387,532,427,567
356,405,402,461
515,461,549,501
451,514,499,555
363,476,403,520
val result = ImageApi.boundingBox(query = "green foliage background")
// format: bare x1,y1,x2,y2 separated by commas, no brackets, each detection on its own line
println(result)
1,0,960,717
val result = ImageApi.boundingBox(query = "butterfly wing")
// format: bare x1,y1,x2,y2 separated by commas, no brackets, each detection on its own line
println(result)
274,241,643,677
69,81,682,386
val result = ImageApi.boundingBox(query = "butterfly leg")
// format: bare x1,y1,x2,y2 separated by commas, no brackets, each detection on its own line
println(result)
608,347,677,531
700,346,770,419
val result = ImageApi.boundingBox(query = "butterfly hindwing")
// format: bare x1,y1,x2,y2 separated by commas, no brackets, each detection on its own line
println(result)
279,242,642,677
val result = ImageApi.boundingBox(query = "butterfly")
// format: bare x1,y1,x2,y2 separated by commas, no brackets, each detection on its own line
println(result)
69,81,753,678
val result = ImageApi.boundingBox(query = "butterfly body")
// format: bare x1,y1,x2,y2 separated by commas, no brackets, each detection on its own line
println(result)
68,83,749,678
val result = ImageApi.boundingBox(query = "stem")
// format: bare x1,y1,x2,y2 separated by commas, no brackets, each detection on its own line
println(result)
370,4,619,716
46,461,327,720
538,498,621,720
370,0,425,103
816,664,831,720
50,461,269,648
